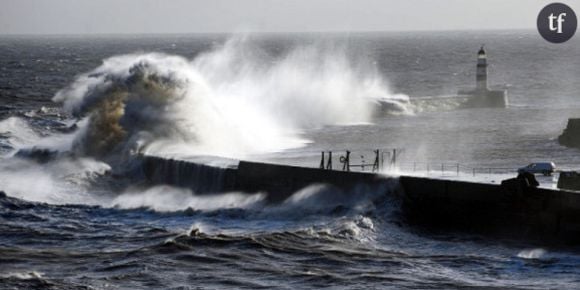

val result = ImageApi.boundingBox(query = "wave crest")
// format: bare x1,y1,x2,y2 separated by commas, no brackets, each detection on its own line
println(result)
53,36,410,159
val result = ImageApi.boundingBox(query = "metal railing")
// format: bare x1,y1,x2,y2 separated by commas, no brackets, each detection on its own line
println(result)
396,162,516,176
318,149,516,177
319,149,401,173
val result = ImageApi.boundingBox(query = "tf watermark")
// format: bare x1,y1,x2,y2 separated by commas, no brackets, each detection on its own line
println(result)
537,3,577,43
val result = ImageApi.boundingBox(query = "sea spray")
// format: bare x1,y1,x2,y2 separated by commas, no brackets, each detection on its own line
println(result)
0,156,110,205
53,36,410,159
2,36,409,206
0,117,40,150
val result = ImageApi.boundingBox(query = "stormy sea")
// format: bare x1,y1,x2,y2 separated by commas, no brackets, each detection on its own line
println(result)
2,31,580,289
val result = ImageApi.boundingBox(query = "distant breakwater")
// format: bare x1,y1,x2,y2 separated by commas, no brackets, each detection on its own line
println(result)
559,118,580,149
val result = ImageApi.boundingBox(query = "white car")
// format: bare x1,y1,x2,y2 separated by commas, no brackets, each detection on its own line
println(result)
518,162,556,176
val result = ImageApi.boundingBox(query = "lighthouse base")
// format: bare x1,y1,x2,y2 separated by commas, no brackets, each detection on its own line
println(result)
457,89,508,108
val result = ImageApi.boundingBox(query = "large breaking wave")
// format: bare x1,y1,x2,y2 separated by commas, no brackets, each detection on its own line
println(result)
1,36,409,208
53,36,410,159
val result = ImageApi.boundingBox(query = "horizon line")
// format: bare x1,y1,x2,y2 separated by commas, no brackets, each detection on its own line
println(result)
0,28,537,38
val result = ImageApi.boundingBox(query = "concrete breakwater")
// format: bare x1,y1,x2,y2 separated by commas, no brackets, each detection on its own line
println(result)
400,176,580,240
141,155,238,193
139,154,580,241
140,155,393,203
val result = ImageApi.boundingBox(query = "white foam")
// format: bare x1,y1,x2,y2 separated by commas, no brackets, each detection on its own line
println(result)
0,157,110,205
110,185,266,212
517,248,547,259
53,35,409,159
0,117,40,149
1,271,44,280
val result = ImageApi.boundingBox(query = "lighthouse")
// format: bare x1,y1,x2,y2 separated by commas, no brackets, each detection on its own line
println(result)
476,46,488,91
457,46,508,108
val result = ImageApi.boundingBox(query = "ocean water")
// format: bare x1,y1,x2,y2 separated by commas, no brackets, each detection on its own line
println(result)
1,31,580,289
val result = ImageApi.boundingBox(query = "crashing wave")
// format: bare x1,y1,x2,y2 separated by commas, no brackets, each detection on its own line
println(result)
53,37,411,160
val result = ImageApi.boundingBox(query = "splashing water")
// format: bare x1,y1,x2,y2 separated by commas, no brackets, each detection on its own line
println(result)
517,248,547,260
111,185,266,212
0,117,40,150
0,156,111,205
53,36,410,159
1,35,408,216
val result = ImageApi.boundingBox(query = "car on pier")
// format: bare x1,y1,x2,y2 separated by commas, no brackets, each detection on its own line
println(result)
517,162,556,176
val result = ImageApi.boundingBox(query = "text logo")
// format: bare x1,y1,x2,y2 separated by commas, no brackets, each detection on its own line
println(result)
537,3,577,43
549,12,566,33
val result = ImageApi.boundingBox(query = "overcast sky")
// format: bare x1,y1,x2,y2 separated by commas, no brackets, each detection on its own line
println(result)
0,0,553,35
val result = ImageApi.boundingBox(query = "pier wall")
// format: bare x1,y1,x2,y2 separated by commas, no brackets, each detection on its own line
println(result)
140,155,394,202
236,161,393,202
400,175,580,239
141,155,237,193
139,155,580,241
